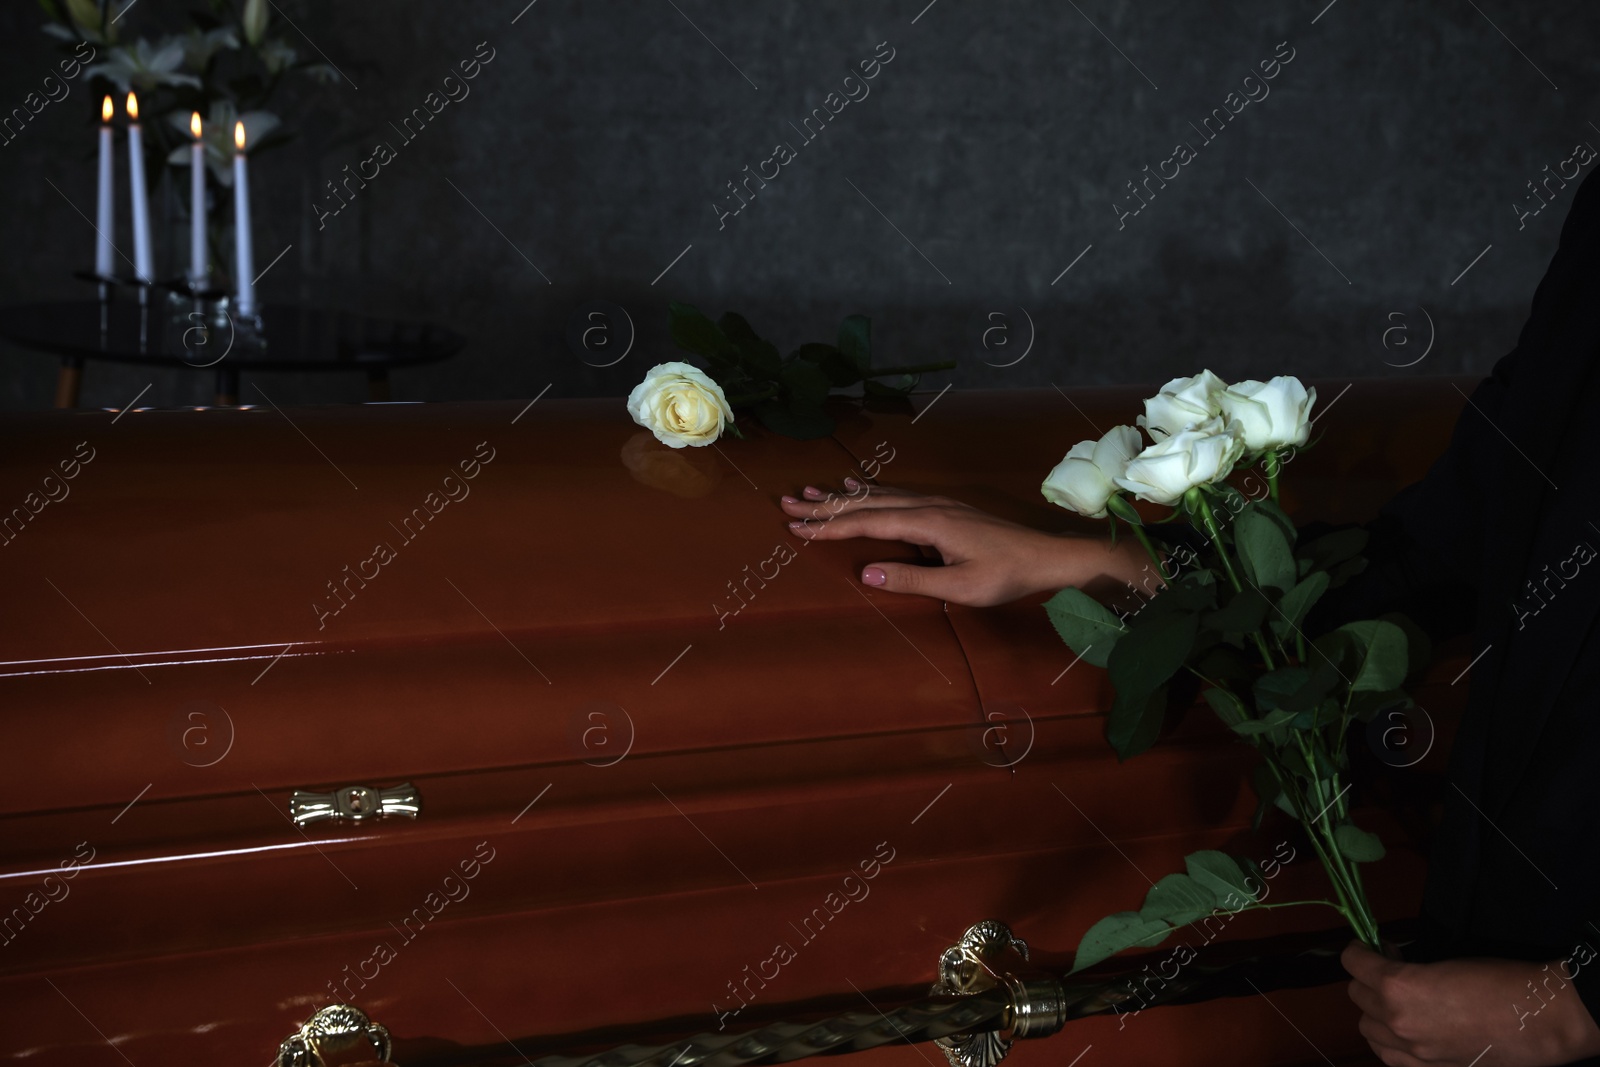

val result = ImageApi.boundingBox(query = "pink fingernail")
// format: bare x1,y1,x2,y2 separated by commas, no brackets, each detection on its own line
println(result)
781,495,799,504
862,566,887,587
788,521,807,529
844,477,861,490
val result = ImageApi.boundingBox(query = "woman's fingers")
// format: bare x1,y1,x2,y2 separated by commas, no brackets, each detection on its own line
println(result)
804,481,920,501
1345,976,1387,1021
788,506,950,551
787,508,1022,606
779,483,950,522
1358,1016,1426,1067
1357,1013,1406,1051
860,560,983,603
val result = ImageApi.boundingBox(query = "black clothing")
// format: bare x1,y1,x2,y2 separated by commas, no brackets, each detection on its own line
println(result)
1321,167,1600,1058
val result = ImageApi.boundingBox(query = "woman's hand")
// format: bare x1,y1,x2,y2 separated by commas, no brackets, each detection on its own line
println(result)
1342,941,1600,1067
779,480,1156,607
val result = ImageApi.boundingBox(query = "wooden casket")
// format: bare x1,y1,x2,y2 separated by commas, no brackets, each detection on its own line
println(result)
0,380,1472,1066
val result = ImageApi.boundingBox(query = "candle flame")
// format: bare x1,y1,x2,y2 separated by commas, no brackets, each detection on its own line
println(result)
101,95,113,123
191,111,203,139
234,121,246,151
126,92,138,121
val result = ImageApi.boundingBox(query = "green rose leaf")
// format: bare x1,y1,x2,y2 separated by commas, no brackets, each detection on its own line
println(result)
1338,619,1409,693
1327,555,1370,589
718,312,782,379
1229,707,1295,738
1276,743,1311,780
1071,911,1174,973
1142,576,1217,618
1108,611,1198,701
1305,628,1351,688
1299,527,1368,572
1043,588,1124,668
1105,604,1196,761
1253,666,1310,712
1312,697,1345,729
1228,713,1292,748
837,314,872,375
793,342,861,387
1254,499,1298,545
1184,850,1259,907
780,359,833,411
863,373,919,397
1272,571,1330,639
668,302,740,366
1107,683,1168,760
1202,687,1248,728
1141,873,1220,926
753,401,834,440
1206,585,1271,635
1235,506,1297,593
1214,484,1248,516
1383,611,1434,683
1251,763,1284,829
1193,643,1254,688
1334,823,1387,863
1348,688,1410,724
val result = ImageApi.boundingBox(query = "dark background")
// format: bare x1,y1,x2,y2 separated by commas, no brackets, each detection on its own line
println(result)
0,0,1593,411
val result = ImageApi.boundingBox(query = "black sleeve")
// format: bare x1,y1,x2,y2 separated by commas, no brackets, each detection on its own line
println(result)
1308,167,1600,643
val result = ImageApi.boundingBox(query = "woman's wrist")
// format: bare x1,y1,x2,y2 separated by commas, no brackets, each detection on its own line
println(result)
1040,531,1161,601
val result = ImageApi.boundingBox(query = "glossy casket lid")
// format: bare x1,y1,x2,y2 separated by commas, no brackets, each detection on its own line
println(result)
0,397,983,820
0,378,1468,824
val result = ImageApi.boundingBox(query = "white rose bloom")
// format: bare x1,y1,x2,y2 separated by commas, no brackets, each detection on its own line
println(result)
626,362,734,448
1137,369,1228,440
1218,376,1317,453
1041,425,1143,518
1115,418,1245,505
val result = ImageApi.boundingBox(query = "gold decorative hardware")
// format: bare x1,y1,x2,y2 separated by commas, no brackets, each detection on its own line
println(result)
277,1003,391,1067
931,920,1065,1067
289,782,420,826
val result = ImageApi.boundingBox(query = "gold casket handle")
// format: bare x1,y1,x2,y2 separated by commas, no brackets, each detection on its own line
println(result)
278,1004,392,1067
289,783,420,827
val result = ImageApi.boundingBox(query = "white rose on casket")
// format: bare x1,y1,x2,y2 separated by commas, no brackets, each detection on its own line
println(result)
1138,370,1227,440
627,362,734,448
1218,376,1317,453
1041,425,1143,518
1115,418,1245,505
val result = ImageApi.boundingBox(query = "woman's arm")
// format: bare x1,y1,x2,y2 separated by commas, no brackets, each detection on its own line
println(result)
779,480,1156,607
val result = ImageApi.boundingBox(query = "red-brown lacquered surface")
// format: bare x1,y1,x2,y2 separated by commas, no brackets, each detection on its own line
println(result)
0,379,1470,1066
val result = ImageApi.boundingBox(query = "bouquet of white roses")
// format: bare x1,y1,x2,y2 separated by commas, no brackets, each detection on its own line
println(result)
1043,371,1425,970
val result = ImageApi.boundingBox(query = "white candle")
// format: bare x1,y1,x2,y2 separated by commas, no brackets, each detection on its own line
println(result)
189,112,208,288
94,95,115,278
232,121,256,317
125,92,154,284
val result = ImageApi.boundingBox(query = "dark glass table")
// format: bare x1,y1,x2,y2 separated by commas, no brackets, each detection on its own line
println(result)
0,299,465,407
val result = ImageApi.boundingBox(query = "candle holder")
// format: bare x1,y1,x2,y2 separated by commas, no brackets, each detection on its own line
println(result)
214,293,266,351
73,268,161,350
164,276,229,302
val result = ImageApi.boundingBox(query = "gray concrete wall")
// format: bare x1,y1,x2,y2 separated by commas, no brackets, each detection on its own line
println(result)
0,1,1592,410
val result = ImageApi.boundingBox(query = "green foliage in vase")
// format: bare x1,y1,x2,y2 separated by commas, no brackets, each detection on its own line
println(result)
667,302,955,440
40,0,339,185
